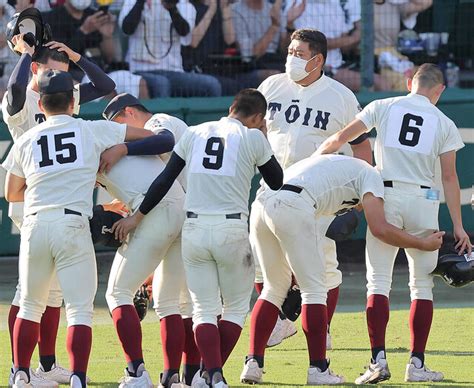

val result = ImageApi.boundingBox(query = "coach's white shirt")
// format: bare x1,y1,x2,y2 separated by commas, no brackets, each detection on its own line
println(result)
284,154,385,216
357,93,465,187
174,117,274,216
97,116,185,212
2,115,126,217
259,73,360,169
2,87,80,142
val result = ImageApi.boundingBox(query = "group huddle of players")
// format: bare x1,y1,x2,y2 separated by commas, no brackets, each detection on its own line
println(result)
1,18,472,388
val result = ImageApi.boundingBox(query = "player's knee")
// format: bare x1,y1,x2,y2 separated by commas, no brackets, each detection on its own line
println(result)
46,290,63,308
221,312,247,328
301,290,327,305
17,301,45,323
261,288,286,309
65,304,93,327
325,270,342,290
192,312,218,328
154,302,181,320
105,287,133,312
11,288,21,307
409,278,434,301
179,300,193,319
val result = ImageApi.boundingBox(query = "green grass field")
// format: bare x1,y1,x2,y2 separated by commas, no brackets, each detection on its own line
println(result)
0,258,473,387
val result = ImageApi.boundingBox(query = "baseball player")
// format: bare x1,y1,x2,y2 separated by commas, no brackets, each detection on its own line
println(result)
112,89,284,388
1,70,151,388
255,28,372,348
98,93,195,388
316,63,471,383
240,154,445,385
3,33,115,385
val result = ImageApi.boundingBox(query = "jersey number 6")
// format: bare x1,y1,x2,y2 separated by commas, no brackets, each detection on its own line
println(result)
203,137,225,170
37,132,78,168
398,113,423,147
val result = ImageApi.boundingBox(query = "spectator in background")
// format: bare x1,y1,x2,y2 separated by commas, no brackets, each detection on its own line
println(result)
43,0,149,98
287,0,390,91
0,0,16,97
374,0,432,90
182,0,272,95
119,0,222,97
231,0,287,72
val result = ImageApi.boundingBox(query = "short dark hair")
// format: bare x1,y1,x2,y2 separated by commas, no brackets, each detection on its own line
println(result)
33,47,69,65
231,89,267,117
413,63,444,89
291,29,327,61
40,90,74,114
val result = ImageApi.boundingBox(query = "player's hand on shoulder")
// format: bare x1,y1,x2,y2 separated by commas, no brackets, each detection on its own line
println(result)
111,212,142,242
12,34,34,56
453,225,472,255
99,144,128,173
420,231,445,251
45,41,81,63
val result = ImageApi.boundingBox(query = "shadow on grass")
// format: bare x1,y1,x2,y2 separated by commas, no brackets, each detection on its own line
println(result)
271,347,474,357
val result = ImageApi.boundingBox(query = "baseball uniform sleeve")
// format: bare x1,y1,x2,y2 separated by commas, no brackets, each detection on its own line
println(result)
344,90,362,126
2,91,28,131
356,100,379,133
439,120,465,154
90,120,127,152
249,129,274,166
2,145,24,178
359,168,384,200
173,128,193,161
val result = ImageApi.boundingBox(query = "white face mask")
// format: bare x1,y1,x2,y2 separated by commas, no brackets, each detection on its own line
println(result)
70,0,92,11
285,55,318,82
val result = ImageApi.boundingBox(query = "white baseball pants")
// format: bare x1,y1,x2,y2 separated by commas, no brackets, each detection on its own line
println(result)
152,235,193,319
105,199,185,312
10,202,63,308
18,209,96,327
366,182,440,301
252,190,327,308
181,214,254,328
252,195,341,290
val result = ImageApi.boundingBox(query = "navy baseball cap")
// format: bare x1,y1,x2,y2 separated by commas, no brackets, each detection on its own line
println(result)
38,70,74,95
103,93,148,120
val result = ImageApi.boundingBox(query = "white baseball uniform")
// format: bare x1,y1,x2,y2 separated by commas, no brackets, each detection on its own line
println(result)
356,92,464,300
256,72,362,289
255,155,384,308
3,86,80,308
2,115,126,326
97,125,192,318
174,116,274,327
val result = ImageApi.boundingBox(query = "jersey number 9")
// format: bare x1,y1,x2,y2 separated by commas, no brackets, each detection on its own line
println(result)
203,137,225,170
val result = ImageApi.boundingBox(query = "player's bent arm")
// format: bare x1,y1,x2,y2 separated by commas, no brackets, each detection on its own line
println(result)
257,156,284,190
76,57,116,103
111,152,186,241
124,126,154,141
440,151,472,254
363,193,445,251
6,53,32,116
99,130,175,173
315,119,368,156
350,138,373,165
4,172,26,202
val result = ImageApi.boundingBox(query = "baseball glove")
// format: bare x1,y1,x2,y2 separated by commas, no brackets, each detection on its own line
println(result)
133,285,149,321
281,285,302,322
89,202,129,248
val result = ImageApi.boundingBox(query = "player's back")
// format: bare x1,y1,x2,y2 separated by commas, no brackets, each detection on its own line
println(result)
285,154,384,216
8,115,125,217
174,117,273,216
97,154,185,212
357,93,464,187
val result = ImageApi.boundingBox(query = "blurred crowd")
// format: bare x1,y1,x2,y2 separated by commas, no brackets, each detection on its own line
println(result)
1,0,473,99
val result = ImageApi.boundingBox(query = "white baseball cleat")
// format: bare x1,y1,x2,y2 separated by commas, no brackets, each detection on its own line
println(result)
266,317,297,347
158,372,187,388
118,367,154,388
326,331,332,350
240,359,264,384
190,370,209,388
405,362,444,382
10,368,59,387
355,358,391,385
210,371,228,388
12,370,32,388
307,366,345,385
